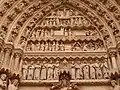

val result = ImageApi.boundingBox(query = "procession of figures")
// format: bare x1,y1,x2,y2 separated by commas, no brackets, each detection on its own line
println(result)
25,40,104,51
22,59,109,80
40,7,90,27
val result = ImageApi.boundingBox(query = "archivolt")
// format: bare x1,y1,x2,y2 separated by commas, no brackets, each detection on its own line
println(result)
0,0,120,49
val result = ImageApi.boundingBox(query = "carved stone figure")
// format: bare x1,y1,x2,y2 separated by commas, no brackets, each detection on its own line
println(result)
101,61,109,79
22,61,28,80
83,60,90,79
111,80,120,90
71,61,76,80
75,61,80,80
40,61,47,80
40,29,44,37
8,79,19,90
41,42,45,51
45,42,49,51
35,42,40,51
36,30,40,40
47,60,54,80
0,74,7,90
60,42,65,51
53,61,60,80
56,42,59,51
94,60,103,79
89,60,96,79
52,41,56,51
31,42,35,51
27,61,35,80
34,61,41,80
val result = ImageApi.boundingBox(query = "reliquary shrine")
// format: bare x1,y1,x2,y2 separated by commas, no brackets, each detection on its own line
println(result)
0,0,120,90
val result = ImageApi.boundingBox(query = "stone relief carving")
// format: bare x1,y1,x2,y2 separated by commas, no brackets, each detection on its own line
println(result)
8,79,19,90
25,39,105,52
111,80,120,90
0,74,7,90
21,58,109,80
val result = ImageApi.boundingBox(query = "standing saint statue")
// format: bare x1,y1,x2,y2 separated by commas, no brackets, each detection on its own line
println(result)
52,41,56,51
101,61,109,79
75,61,80,80
34,61,41,80
47,60,54,80
56,42,59,51
89,60,96,79
83,60,90,80
40,42,45,51
22,61,28,80
71,61,76,80
53,61,60,80
27,61,35,80
0,74,7,90
94,60,102,79
45,42,49,51
40,61,47,80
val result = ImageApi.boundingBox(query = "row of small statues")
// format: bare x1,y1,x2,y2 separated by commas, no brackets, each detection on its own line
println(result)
39,7,90,26
30,28,73,40
26,41,65,51
26,41,104,51
22,60,109,80
41,16,90,26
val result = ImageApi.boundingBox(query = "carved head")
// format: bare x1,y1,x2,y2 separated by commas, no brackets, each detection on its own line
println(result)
0,74,7,81
37,61,40,65
111,80,117,87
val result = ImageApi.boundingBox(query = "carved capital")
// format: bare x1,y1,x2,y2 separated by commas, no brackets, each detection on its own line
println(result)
4,42,14,52
117,42,120,54
14,48,24,58
108,47,117,57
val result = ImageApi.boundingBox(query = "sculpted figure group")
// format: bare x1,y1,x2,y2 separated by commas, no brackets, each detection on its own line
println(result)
0,73,19,90
22,59,109,80
26,40,104,52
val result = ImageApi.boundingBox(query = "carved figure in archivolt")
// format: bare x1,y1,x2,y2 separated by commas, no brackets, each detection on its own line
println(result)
53,61,60,80
83,60,90,79
22,61,28,80
34,61,41,80
0,74,7,90
41,61,47,80
27,61,35,80
47,60,54,80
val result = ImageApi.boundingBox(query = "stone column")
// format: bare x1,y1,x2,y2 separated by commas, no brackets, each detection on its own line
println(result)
108,47,118,74
110,52,118,69
2,43,14,69
13,48,23,75
117,43,120,72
